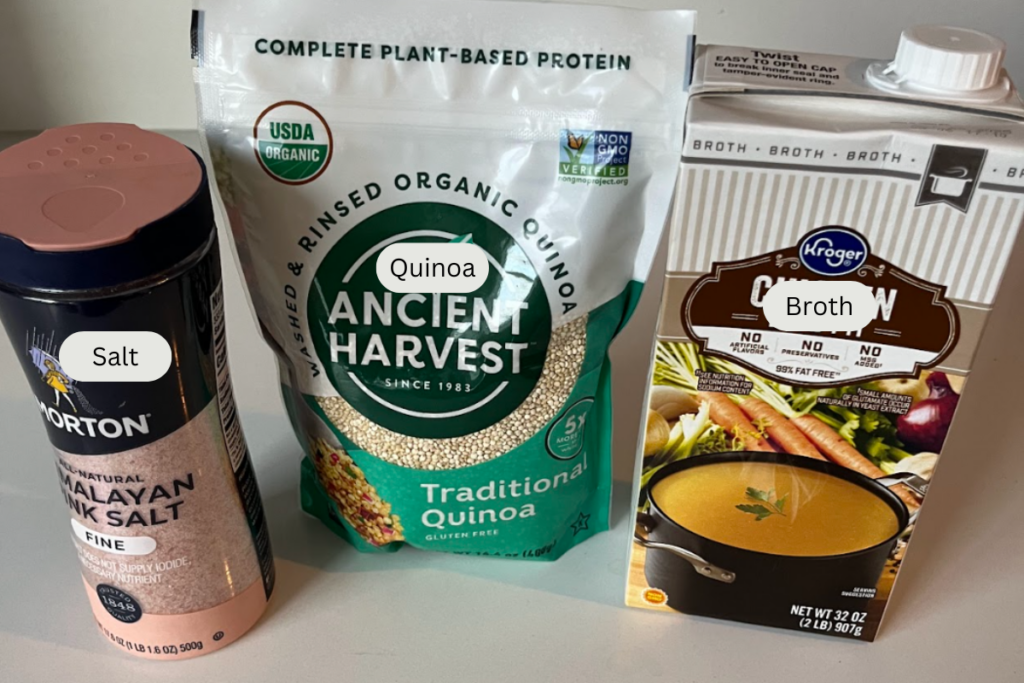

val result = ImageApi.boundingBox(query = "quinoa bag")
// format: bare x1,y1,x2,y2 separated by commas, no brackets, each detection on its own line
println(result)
193,0,694,558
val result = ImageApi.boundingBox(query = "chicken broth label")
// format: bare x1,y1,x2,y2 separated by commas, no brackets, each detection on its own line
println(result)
681,227,960,387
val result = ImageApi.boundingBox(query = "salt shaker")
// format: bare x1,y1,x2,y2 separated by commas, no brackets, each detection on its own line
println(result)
0,124,274,659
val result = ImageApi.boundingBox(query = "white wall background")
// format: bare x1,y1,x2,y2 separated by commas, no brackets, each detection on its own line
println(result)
0,0,1022,131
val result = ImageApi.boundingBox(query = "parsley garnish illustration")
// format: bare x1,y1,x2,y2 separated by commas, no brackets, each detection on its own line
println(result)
736,487,788,521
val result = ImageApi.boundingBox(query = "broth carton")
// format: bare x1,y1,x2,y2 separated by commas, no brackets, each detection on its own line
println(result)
627,27,1024,640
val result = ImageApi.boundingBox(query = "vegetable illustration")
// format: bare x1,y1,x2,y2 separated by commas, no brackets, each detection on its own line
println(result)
639,401,727,490
738,397,824,460
791,414,920,510
896,372,959,452
644,409,671,456
874,377,929,404
699,391,773,452
893,451,939,480
649,384,700,420
648,341,933,510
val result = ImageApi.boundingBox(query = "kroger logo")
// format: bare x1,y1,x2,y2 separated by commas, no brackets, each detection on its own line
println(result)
797,227,869,276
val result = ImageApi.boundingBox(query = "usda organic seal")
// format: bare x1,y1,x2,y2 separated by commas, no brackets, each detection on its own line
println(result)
253,101,333,185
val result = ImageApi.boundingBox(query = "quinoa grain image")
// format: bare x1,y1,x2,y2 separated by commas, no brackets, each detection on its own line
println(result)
310,438,404,546
316,316,588,471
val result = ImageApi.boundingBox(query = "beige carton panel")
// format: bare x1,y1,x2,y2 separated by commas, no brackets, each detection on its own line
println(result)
667,165,1024,306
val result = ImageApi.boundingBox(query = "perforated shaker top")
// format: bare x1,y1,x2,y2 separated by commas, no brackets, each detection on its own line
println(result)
0,124,215,292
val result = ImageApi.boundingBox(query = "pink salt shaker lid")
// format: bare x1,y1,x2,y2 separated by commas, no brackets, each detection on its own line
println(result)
0,124,215,292
0,123,202,251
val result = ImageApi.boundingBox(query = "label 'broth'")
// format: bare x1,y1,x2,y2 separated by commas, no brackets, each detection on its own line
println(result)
652,462,899,557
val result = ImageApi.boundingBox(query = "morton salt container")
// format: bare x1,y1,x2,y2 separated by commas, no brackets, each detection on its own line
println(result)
0,124,274,659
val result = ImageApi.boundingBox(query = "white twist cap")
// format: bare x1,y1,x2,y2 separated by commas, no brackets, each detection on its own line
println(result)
887,25,1006,93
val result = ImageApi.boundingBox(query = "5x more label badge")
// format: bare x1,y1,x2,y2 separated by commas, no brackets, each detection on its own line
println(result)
546,398,594,460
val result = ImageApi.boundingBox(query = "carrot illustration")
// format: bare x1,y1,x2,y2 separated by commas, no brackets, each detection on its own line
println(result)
792,414,920,510
739,398,824,460
699,391,773,452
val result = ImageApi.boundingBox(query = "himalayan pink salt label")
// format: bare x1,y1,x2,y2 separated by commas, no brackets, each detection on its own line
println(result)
60,402,262,616
60,403,269,658
0,242,274,659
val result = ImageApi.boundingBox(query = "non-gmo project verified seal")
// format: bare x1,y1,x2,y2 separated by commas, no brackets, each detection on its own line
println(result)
558,130,631,185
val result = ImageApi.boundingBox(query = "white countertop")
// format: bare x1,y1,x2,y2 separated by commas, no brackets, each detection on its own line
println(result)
1,131,1022,682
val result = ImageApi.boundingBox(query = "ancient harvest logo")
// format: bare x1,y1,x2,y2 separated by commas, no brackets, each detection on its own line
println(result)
797,226,869,277
558,129,631,180
308,203,552,439
254,101,333,184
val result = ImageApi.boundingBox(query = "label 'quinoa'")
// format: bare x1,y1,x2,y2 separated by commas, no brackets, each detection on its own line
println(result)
193,0,694,558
